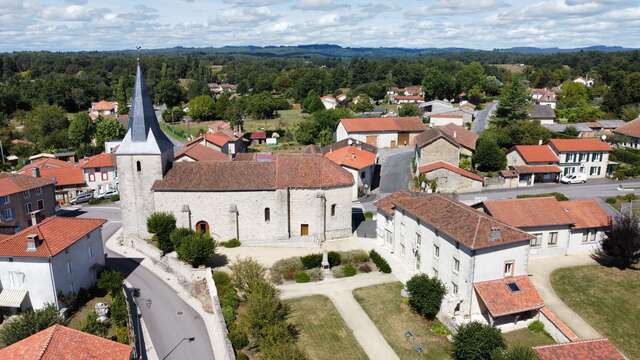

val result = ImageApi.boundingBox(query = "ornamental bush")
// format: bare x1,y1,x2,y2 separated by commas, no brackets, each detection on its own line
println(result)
342,264,357,277
369,250,391,273
340,250,369,265
452,321,505,360
221,238,241,248
146,212,177,254
306,268,323,281
406,274,446,319
0,304,67,346
170,227,195,249
177,233,216,267
300,253,323,269
272,257,304,281
294,272,311,283
328,251,341,267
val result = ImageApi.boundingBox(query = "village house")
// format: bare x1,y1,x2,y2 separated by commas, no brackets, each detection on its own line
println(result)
89,100,118,120
394,95,424,104
117,62,354,246
419,99,455,116
336,117,427,148
573,76,594,88
324,144,376,200
506,145,561,186
548,138,611,178
0,173,56,235
375,192,543,331
187,129,246,156
250,131,268,145
79,153,118,196
0,216,106,311
321,95,338,109
175,143,230,162
530,88,557,109
613,117,640,149
437,123,478,157
414,128,461,168
209,83,237,95
0,324,133,360
477,197,610,257
529,104,556,124
19,158,86,204
418,161,484,193
429,113,465,127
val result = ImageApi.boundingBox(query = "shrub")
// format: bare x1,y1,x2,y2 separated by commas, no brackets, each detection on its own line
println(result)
114,326,129,344
431,321,450,336
606,197,618,205
369,250,391,273
110,194,120,202
81,311,109,338
222,305,235,324
527,320,545,333
235,352,249,360
342,264,357,277
340,250,369,265
623,193,638,202
221,238,241,248
328,251,341,267
516,192,568,201
358,263,372,273
0,304,67,346
331,266,345,278
406,274,447,319
306,268,323,281
213,271,232,289
146,212,177,254
110,293,128,327
229,258,267,298
295,272,311,283
220,288,239,311
364,211,374,220
491,345,537,360
452,321,505,360
88,198,101,205
170,227,195,249
269,270,283,284
300,253,323,269
229,326,249,350
97,269,124,297
177,233,216,267
272,257,304,281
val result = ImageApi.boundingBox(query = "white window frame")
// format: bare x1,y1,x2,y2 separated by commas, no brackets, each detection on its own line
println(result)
504,260,515,277
2,208,14,221
531,233,542,248
453,257,460,274
548,232,558,247
433,244,440,259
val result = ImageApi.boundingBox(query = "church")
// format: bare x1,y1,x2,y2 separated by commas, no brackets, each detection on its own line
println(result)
116,62,354,246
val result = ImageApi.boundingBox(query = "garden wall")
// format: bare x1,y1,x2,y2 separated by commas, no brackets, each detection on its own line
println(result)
538,307,579,343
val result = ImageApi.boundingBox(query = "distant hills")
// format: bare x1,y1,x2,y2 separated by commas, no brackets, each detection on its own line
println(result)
128,44,637,58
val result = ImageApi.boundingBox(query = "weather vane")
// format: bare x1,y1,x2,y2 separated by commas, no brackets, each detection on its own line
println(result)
136,45,142,62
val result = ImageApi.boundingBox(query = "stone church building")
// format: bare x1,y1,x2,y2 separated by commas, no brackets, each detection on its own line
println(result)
116,63,354,245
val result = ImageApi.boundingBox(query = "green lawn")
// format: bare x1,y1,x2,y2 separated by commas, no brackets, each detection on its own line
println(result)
286,295,367,360
353,282,451,360
503,328,554,349
244,109,306,133
551,265,640,359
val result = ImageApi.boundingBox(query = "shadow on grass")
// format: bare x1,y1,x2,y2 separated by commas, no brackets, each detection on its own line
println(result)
590,251,640,271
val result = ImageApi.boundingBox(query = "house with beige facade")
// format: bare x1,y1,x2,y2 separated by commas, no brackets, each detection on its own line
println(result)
336,117,427,148
548,138,610,178
79,153,118,196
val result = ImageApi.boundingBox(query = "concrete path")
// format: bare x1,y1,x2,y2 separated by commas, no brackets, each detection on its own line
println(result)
280,272,399,360
527,255,601,339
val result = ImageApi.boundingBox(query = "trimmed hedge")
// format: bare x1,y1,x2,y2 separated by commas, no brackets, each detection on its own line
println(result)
370,250,391,273
221,238,241,248
300,254,323,269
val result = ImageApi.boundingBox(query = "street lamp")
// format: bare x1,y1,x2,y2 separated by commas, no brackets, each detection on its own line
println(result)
162,337,196,360
315,192,330,272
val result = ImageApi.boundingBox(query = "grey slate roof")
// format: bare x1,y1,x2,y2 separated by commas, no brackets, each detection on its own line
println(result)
596,119,625,129
530,104,556,119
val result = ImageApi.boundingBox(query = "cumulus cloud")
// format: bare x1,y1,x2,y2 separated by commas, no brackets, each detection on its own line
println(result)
292,0,349,11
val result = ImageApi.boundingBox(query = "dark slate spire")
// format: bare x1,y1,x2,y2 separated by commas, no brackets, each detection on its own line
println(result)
128,60,173,151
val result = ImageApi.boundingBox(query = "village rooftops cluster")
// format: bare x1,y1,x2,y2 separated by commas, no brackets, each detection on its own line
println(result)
0,173,54,197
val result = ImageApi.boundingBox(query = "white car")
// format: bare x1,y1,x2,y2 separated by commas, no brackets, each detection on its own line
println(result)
560,173,587,184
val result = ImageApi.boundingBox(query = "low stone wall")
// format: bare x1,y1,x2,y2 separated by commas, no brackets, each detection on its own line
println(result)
538,307,579,343
200,269,235,359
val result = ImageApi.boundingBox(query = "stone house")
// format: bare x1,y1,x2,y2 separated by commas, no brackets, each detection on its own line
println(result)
436,124,478,157
0,173,56,234
174,143,231,162
418,161,483,193
336,117,427,148
324,145,376,200
414,128,461,168
187,130,246,156
0,217,106,311
89,100,118,120
375,192,543,331
79,153,118,196
548,138,610,178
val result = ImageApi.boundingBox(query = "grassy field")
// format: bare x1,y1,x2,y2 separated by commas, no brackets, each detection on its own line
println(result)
503,328,555,349
353,282,451,360
286,295,367,360
67,293,116,338
551,265,640,359
244,109,306,132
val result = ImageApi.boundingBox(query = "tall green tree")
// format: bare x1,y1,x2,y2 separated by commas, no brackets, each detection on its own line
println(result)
595,212,640,268
95,118,126,147
224,101,245,129
495,80,530,122
557,82,589,109
452,322,505,360
473,134,506,172
302,90,324,114
398,103,419,117
188,95,216,121
24,104,69,151
456,62,486,92
154,78,184,107
422,68,456,100
68,112,95,148
0,304,67,346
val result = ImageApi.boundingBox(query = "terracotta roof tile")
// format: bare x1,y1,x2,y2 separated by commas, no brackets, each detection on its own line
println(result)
0,217,105,258
418,161,484,182
19,166,85,187
324,146,376,170
415,128,459,149
92,100,117,111
339,117,427,133
0,173,55,197
80,153,115,169
482,197,574,228
474,276,544,317
511,145,559,163
378,192,533,250
395,95,423,101
561,199,610,229
534,339,624,360
613,117,640,138
175,144,230,162
437,124,478,151
549,138,611,152
0,324,132,360
512,165,561,174
374,190,413,217
539,307,579,342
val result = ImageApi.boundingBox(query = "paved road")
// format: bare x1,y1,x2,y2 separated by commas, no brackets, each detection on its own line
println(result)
378,148,414,193
472,101,497,133
65,203,215,360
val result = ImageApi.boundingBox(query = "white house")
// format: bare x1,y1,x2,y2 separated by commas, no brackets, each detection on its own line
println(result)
530,104,556,125
506,145,561,186
324,145,376,200
573,77,594,88
79,153,118,196
478,197,610,257
613,117,640,149
0,216,106,311
419,100,455,116
89,100,118,120
336,117,427,148
548,138,611,178
394,95,423,104
429,113,465,127
375,192,544,331
530,89,557,109
321,96,338,110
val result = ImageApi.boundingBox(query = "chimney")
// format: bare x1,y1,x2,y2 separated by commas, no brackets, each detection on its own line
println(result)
26,234,38,251
32,168,40,178
490,227,502,241
538,139,543,146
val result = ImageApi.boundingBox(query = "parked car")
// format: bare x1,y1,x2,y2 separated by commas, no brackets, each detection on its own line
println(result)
96,189,119,199
560,173,587,184
70,192,93,204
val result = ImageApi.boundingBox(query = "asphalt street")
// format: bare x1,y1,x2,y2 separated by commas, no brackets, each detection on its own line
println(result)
472,101,497,133
378,147,414,193
64,203,215,360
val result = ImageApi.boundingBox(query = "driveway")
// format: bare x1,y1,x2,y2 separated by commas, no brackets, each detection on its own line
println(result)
472,101,497,133
378,148,414,193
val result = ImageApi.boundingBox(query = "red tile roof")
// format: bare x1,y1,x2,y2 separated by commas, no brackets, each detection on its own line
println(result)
512,165,561,174
175,144,230,162
437,123,478,151
250,131,267,140
80,153,115,169
380,193,533,250
0,217,105,258
474,276,544,317
561,199,610,230
339,117,427,133
92,100,117,111
511,145,559,163
549,138,611,152
415,128,459,149
324,145,376,170
22,158,75,170
539,307,579,342
0,324,132,360
374,190,413,217
19,159,85,187
0,173,55,197
533,339,624,360
613,117,640,138
153,154,353,191
418,161,484,182
482,197,575,228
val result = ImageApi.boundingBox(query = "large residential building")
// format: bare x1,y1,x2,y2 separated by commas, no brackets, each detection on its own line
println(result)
477,197,610,257
548,138,611,178
79,153,118,196
375,192,543,331
117,62,353,246
0,324,133,360
506,145,561,186
336,117,427,148
0,217,106,311
0,173,56,234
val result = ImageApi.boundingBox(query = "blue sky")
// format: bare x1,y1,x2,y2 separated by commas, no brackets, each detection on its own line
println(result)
0,0,639,51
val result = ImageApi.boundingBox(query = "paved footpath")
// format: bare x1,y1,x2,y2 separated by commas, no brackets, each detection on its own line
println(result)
527,255,601,339
279,273,400,360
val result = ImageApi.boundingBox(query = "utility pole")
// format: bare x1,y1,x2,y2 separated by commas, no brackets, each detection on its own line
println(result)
0,140,5,164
